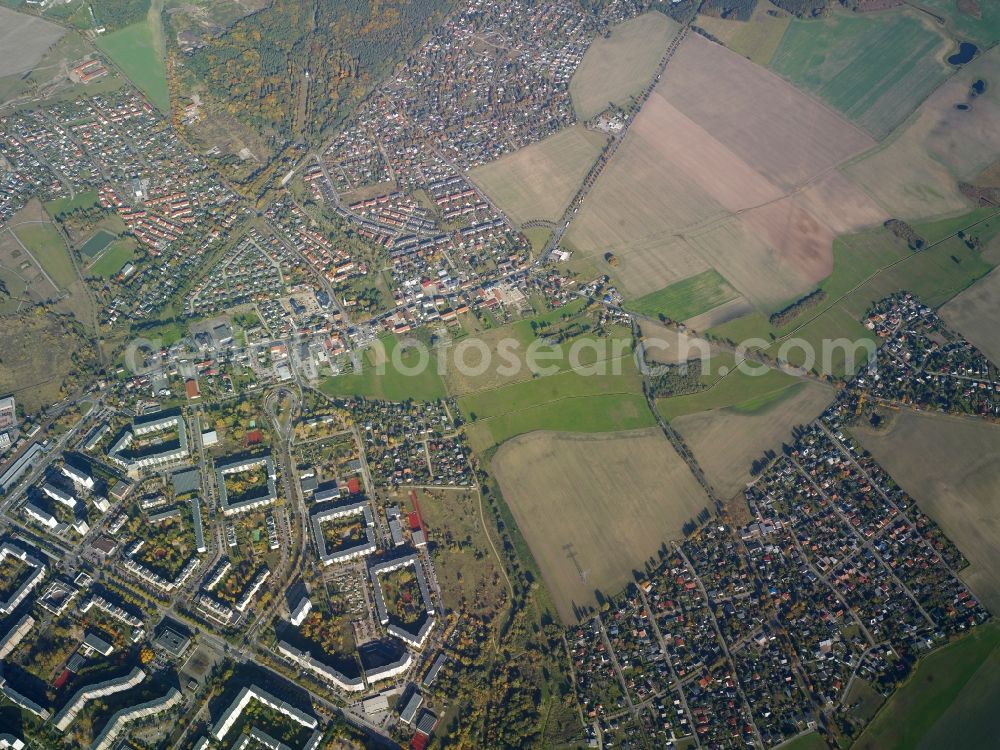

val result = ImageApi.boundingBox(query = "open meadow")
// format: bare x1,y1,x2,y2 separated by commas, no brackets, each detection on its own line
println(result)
853,621,1000,750
96,20,169,112
915,0,1000,48
769,9,951,139
694,0,791,66
844,47,1000,219
468,124,607,225
0,6,64,78
492,428,711,622
566,32,878,312
569,12,678,120
384,487,507,618
852,409,1000,615
320,335,448,402
670,380,833,501
626,269,740,323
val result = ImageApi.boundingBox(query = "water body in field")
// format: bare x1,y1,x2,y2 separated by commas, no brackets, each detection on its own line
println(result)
948,42,978,66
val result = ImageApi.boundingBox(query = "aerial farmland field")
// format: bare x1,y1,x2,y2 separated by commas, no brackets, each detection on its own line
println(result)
569,11,678,120
769,9,951,139
492,428,710,622
626,269,740,323
853,409,1000,615
844,47,1000,219
671,380,833,500
468,124,607,225
567,32,879,310
695,0,791,66
941,266,1000,365
0,6,64,78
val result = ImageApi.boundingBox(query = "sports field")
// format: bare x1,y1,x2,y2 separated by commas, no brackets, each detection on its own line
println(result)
769,9,951,139
670,380,833,500
468,125,607,225
89,238,136,277
854,621,1000,750
569,12,678,120
492,428,710,622
320,335,447,402
96,20,169,112
626,270,739,323
78,229,116,258
852,409,1000,615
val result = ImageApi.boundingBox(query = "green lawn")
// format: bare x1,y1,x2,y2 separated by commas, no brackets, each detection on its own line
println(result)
320,335,448,402
854,622,1000,750
12,222,76,289
769,10,950,138
89,238,135,277
96,20,169,112
626,269,740,322
44,189,99,218
466,393,654,451
458,336,651,449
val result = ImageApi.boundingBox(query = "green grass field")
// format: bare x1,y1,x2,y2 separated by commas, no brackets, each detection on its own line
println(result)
465,393,654,452
656,351,801,419
913,0,1000,48
44,189,99,218
854,622,1000,750
320,334,448,402
96,20,169,112
12,222,76,289
770,10,950,138
89,238,135,277
708,209,1000,377
458,335,652,450
626,269,740,322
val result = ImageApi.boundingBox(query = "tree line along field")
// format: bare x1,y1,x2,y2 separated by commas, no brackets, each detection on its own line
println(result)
669,380,833,501
768,9,952,140
468,124,607,226
568,11,680,120
491,428,711,623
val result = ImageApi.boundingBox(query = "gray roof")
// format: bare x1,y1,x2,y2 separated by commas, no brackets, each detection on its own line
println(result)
172,467,201,496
